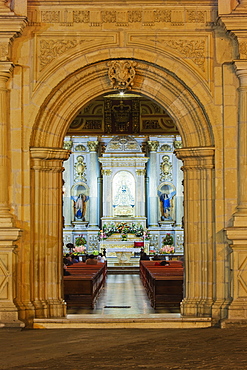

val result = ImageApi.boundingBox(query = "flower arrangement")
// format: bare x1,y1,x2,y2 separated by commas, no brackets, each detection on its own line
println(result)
98,223,146,240
162,233,174,245
160,245,175,254
75,235,87,246
73,245,86,254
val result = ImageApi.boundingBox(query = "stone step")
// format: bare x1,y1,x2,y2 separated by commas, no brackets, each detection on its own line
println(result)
33,316,212,329
107,266,140,274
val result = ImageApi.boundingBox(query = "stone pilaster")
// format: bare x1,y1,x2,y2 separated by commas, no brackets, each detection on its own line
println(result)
30,148,70,319
176,147,215,317
232,62,247,225
0,63,14,227
147,141,159,227
87,141,100,228
0,63,23,326
224,61,247,321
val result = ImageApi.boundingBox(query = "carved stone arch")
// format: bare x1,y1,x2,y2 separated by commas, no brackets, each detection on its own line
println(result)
31,59,214,149
29,58,218,323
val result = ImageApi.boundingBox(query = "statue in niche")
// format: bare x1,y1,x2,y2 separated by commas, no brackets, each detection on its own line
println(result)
71,185,89,221
158,184,176,221
73,193,89,221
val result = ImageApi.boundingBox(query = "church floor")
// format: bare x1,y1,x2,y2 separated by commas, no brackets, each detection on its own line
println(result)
1,327,247,369
67,274,180,318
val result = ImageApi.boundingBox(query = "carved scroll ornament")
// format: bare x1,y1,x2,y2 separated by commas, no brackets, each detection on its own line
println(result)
107,60,137,90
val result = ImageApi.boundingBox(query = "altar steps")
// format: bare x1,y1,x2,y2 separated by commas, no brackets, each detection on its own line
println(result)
107,266,140,274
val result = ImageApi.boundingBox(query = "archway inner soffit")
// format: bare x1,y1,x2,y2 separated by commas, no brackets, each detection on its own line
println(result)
31,59,215,149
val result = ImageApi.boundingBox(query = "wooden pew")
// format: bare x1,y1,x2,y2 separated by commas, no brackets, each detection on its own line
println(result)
140,261,183,309
64,262,107,308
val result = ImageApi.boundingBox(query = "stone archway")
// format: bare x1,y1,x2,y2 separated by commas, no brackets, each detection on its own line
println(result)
29,59,216,322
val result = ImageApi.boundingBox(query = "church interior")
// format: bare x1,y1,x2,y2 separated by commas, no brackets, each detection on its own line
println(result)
1,0,247,329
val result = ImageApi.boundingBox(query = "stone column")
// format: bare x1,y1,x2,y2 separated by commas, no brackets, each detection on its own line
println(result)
147,141,159,227
135,169,146,217
101,169,112,218
0,63,22,326
87,141,99,228
225,61,247,321
176,147,215,317
30,148,70,319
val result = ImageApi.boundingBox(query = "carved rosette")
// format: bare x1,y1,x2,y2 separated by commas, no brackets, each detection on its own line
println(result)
107,60,137,90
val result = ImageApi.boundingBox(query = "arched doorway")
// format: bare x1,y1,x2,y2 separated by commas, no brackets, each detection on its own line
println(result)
29,58,215,322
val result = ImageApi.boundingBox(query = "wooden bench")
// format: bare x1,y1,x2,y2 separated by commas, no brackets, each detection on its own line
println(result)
140,261,183,309
64,262,107,308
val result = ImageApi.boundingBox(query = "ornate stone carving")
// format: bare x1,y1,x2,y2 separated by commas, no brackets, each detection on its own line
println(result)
107,60,137,90
102,11,117,23
154,10,172,23
160,144,172,152
128,11,142,23
102,169,112,176
41,11,60,23
174,140,183,149
239,41,247,59
160,155,173,181
87,141,99,152
147,141,159,152
75,144,86,152
63,140,73,150
136,169,146,176
74,155,87,181
143,120,161,130
162,39,206,71
39,39,79,70
73,11,90,23
0,42,9,61
187,11,206,23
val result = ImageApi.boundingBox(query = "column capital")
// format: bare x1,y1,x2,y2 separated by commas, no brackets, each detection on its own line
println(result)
87,141,99,152
30,147,70,161
147,141,159,152
175,147,215,169
234,60,247,86
0,62,14,83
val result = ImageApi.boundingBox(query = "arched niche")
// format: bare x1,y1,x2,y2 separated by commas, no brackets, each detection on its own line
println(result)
113,171,135,217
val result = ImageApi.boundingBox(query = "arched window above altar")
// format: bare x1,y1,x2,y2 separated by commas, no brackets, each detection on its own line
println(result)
113,171,135,217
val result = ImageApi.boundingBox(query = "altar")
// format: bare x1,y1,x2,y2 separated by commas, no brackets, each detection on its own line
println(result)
100,236,149,266
106,247,141,264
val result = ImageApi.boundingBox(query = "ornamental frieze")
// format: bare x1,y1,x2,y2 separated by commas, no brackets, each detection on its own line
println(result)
28,8,212,26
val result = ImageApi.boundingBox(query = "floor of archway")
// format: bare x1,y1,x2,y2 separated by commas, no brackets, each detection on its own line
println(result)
66,273,181,318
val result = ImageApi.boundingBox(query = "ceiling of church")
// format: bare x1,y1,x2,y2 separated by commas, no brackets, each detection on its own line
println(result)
67,94,179,136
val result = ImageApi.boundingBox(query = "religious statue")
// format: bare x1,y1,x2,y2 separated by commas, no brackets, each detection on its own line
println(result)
158,186,176,220
72,193,89,221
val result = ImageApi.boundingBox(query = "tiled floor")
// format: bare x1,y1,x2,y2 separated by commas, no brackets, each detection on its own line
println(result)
67,273,181,318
